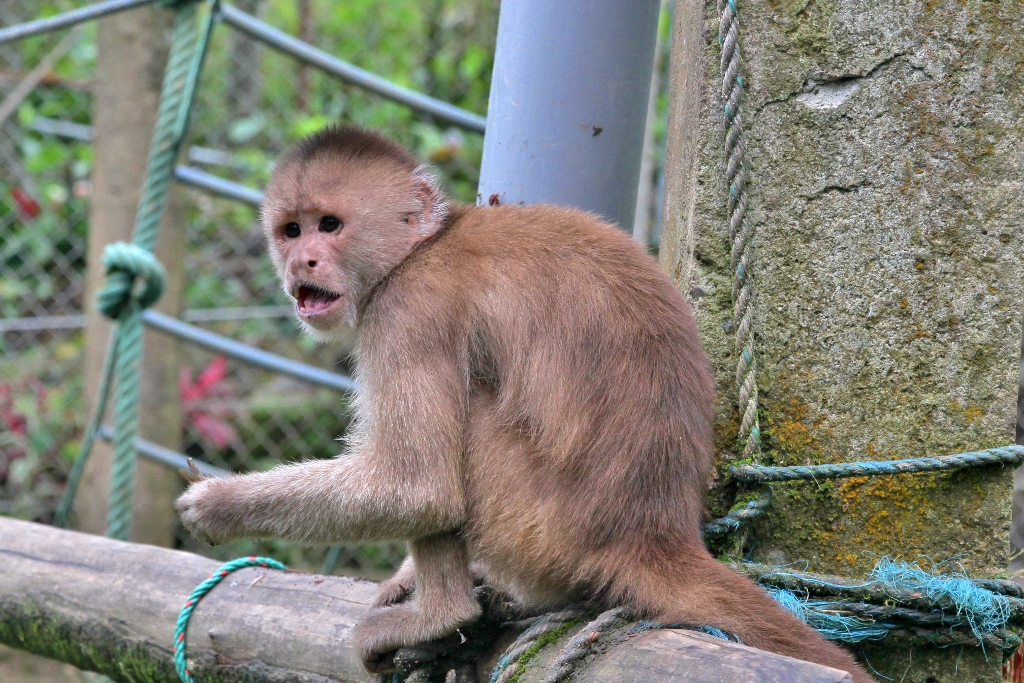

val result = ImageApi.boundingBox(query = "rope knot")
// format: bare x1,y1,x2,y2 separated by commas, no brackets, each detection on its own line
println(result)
97,242,166,320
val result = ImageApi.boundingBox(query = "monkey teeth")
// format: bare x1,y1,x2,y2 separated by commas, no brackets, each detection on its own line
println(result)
295,283,341,316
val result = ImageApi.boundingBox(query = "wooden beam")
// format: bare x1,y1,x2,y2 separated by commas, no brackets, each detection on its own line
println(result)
0,518,852,682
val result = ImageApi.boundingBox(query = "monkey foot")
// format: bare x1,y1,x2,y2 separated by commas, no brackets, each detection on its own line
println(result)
362,648,398,674
354,600,482,674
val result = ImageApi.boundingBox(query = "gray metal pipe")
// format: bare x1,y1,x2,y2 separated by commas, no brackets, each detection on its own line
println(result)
218,3,486,134
477,0,661,230
142,310,357,393
96,425,230,479
0,0,159,46
174,165,264,206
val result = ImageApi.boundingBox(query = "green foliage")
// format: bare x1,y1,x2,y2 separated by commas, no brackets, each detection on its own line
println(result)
190,0,496,202
0,18,94,318
0,336,84,523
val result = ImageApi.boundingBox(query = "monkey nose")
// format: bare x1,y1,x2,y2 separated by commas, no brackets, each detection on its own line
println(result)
307,259,317,268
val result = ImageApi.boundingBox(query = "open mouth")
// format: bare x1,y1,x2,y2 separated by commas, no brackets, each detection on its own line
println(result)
293,282,342,316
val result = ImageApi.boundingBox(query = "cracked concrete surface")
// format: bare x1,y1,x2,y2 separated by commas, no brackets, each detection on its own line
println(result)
662,0,1024,678
796,79,860,109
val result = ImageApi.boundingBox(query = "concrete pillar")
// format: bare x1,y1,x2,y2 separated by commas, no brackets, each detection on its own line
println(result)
661,0,1024,679
477,0,661,230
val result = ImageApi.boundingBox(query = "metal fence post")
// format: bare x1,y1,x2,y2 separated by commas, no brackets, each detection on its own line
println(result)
477,0,661,230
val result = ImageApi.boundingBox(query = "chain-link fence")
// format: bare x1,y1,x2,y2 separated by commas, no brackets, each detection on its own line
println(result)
0,1,93,525
0,0,500,577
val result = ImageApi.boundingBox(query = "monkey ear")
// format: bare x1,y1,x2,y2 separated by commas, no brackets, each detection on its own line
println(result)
411,168,447,239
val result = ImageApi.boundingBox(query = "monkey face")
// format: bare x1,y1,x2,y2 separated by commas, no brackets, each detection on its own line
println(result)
261,154,445,338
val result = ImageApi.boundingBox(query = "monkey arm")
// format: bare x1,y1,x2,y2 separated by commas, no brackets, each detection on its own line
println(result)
176,328,469,545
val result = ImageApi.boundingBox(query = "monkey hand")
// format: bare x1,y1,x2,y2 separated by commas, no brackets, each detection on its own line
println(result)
175,478,239,545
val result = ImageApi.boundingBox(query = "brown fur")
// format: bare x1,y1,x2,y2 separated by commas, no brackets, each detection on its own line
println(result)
176,126,870,681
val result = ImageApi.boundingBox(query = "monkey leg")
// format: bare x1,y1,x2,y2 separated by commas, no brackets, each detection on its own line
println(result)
373,554,416,607
371,550,491,611
354,533,481,673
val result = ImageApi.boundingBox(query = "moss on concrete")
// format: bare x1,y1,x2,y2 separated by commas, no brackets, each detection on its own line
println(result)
664,0,1024,678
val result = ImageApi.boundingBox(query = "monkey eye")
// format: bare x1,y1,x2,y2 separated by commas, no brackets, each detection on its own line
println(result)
283,222,301,239
319,215,341,233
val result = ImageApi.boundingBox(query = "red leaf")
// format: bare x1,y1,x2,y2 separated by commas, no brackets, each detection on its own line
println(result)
179,367,203,403
189,411,237,449
11,186,41,219
195,356,229,394
3,412,27,435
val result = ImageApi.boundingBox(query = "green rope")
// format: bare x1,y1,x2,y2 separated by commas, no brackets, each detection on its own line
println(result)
174,556,286,683
702,491,771,537
731,445,1024,483
55,0,215,537
54,333,117,527
717,0,760,463
107,0,215,540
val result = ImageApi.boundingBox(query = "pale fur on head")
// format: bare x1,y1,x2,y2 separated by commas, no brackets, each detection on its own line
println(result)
259,125,449,341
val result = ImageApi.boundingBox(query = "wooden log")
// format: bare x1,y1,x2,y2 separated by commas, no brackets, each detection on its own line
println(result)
0,518,852,682
0,517,372,682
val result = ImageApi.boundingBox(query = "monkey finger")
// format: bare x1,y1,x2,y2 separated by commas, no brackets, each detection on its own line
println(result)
178,457,207,484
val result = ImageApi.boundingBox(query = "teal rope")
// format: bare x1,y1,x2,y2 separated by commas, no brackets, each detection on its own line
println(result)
702,491,771,537
321,544,343,575
731,445,1024,483
174,556,286,683
104,0,215,540
53,244,163,528
96,243,167,319
104,245,166,539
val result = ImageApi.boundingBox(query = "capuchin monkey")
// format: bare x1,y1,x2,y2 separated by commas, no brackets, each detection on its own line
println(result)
176,125,870,681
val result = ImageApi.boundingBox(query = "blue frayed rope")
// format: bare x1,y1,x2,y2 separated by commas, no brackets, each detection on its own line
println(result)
631,620,741,643
870,558,1013,640
767,588,892,643
758,559,1023,651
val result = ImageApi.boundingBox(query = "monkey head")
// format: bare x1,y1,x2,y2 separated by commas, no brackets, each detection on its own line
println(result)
261,126,447,338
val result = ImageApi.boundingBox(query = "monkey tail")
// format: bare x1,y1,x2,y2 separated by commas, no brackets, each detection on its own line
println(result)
617,552,873,682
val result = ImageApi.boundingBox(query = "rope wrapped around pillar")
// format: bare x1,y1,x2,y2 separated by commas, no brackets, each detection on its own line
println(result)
718,0,761,462
730,445,1024,483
